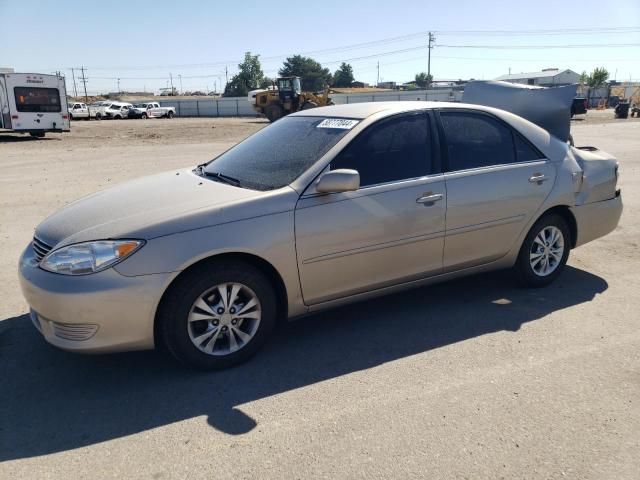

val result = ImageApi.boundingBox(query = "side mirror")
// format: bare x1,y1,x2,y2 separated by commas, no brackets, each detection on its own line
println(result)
316,169,360,193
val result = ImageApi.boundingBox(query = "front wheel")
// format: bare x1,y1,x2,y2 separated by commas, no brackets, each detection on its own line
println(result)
167,111,174,119
515,214,571,287
141,113,147,119
158,260,277,370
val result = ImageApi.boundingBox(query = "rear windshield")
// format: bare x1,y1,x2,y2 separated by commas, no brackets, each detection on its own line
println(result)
14,87,61,113
203,116,356,191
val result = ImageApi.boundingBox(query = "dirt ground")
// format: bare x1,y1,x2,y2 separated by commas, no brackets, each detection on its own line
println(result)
0,110,639,479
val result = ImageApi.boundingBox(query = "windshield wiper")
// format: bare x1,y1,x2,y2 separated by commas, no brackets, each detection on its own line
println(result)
196,166,241,187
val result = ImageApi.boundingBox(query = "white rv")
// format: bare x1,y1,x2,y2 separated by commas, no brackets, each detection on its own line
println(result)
0,70,70,137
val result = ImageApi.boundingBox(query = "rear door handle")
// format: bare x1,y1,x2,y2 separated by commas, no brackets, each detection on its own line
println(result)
416,193,443,205
529,174,548,184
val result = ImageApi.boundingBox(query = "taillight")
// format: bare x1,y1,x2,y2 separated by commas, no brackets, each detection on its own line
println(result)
62,114,68,119
11,115,18,119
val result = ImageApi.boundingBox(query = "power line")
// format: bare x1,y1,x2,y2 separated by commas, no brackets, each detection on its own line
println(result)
437,42,640,49
70,26,640,71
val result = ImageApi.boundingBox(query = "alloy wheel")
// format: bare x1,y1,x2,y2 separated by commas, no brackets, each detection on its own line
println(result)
187,282,262,356
530,226,565,277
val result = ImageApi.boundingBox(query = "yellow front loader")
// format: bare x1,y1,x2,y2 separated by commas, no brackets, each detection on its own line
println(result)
251,77,333,122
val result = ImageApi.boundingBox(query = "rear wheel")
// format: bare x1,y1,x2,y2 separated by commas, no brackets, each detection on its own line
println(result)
69,113,74,120
515,214,570,287
167,111,174,119
95,113,102,120
29,132,45,138
265,104,284,122
158,260,277,370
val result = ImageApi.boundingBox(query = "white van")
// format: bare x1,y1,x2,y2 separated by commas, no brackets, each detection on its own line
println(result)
0,71,70,137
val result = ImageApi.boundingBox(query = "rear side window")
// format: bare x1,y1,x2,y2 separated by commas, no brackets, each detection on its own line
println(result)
331,113,432,187
440,112,515,171
14,87,61,113
514,134,543,161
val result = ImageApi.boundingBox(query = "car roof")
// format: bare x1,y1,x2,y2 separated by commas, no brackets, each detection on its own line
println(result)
291,101,495,120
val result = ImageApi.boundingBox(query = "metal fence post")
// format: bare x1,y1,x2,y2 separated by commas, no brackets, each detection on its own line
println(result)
177,101,181,117
216,100,219,117
346,95,349,104
236,99,239,116
196,100,199,117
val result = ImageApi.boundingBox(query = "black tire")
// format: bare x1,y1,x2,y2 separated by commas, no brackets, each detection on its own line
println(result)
167,111,174,119
514,213,571,288
301,101,318,110
141,113,147,119
95,113,102,121
29,132,45,138
265,104,284,122
158,259,277,370
69,113,73,120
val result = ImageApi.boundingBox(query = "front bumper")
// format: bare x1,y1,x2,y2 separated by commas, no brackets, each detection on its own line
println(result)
18,245,172,353
571,190,623,247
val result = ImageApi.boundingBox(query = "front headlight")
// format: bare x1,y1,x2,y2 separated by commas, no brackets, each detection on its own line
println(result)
40,240,144,275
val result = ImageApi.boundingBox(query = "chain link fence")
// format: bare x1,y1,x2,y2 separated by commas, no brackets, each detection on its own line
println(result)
155,88,463,118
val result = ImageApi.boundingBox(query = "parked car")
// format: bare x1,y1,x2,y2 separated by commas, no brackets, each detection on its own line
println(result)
571,97,588,117
68,102,103,120
103,102,132,119
128,102,175,119
19,102,622,369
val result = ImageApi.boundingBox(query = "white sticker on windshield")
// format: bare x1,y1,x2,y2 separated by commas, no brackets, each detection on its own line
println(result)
317,118,359,129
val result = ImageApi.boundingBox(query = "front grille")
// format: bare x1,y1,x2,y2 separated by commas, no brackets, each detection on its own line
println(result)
32,237,53,262
51,322,99,341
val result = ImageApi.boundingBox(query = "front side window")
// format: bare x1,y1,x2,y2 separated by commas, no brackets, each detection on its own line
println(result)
203,116,354,191
14,87,61,113
440,111,516,171
330,113,432,187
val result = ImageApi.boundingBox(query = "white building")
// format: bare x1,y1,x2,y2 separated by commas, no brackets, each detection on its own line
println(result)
495,68,580,86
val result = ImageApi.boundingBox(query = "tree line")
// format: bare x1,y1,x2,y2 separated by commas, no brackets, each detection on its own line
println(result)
224,52,434,97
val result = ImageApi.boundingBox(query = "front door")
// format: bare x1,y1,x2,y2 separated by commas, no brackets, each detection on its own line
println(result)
438,109,556,271
295,112,446,305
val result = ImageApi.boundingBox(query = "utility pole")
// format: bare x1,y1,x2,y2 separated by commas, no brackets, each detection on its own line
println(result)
427,32,435,88
376,61,380,87
169,73,174,95
79,66,88,102
178,74,183,94
71,68,78,97
117,77,121,93
225,66,228,89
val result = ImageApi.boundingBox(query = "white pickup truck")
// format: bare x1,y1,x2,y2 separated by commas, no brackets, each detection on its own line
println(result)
68,102,103,120
128,102,176,119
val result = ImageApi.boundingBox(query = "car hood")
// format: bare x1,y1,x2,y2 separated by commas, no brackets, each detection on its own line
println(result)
35,169,270,248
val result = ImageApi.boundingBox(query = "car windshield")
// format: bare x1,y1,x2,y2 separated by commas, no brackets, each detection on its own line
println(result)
202,116,356,191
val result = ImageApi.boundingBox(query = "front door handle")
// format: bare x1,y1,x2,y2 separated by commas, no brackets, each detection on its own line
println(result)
529,173,548,184
416,193,443,205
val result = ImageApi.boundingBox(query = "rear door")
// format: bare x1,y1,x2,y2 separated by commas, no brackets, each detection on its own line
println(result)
437,109,555,271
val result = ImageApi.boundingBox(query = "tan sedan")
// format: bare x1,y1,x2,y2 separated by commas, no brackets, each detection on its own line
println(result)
19,102,622,369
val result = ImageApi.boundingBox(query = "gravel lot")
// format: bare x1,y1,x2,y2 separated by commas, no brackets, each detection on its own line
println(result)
1,110,639,479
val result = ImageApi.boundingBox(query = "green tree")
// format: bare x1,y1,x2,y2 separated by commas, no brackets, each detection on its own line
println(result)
279,55,332,91
333,62,355,87
583,67,609,105
414,72,433,88
585,67,609,89
259,76,273,89
224,52,265,97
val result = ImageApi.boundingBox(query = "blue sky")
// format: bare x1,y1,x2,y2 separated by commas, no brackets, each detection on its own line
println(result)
1,0,638,94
